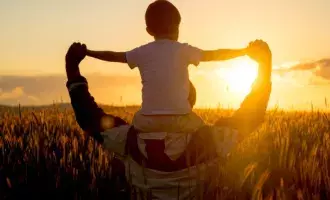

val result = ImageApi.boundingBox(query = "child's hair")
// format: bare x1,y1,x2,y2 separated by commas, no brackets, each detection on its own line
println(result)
145,0,181,36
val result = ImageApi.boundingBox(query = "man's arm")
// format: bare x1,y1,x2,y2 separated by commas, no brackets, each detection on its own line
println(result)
86,50,127,63
201,48,247,62
215,41,272,137
230,61,271,135
65,43,127,143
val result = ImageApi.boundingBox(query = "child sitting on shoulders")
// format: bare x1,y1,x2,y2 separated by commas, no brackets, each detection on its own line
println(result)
86,0,250,133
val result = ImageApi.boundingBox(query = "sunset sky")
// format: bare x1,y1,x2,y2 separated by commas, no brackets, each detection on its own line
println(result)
1,0,330,110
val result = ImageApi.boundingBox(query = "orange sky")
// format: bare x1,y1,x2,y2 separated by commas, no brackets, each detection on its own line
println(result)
1,0,330,109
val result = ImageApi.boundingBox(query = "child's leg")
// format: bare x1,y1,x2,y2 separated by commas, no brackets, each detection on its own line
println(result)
188,80,196,108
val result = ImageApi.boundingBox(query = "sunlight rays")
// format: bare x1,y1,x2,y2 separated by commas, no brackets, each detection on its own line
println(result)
216,57,258,95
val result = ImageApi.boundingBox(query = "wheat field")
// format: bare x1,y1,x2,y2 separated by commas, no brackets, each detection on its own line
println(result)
0,104,329,199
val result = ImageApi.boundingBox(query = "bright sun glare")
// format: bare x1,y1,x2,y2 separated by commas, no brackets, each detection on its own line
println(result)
217,57,258,95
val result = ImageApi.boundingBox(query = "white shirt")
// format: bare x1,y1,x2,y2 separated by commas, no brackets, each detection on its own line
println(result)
126,39,203,115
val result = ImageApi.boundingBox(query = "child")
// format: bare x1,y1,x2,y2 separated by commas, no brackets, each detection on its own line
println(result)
86,0,249,133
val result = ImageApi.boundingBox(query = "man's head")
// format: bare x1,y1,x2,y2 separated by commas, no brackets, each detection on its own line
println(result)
145,0,181,40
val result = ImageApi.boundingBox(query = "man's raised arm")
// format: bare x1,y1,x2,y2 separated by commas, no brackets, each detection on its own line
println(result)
65,43,127,143
215,40,272,136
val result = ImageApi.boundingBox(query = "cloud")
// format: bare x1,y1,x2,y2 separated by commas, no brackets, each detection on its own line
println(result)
275,59,330,78
0,74,141,106
0,86,40,105
0,86,24,100
273,58,330,85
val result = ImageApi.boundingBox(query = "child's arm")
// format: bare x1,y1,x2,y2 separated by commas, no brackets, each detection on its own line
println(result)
86,50,127,63
201,48,247,62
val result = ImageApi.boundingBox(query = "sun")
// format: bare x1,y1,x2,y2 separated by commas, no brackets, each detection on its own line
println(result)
217,57,258,95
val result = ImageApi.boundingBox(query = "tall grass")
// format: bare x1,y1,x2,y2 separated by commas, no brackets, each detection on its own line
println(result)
0,105,329,199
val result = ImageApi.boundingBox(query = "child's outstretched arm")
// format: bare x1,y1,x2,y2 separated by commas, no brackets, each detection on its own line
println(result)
86,50,127,63
201,48,247,62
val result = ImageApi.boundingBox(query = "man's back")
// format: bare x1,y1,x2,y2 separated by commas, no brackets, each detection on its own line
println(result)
126,39,203,115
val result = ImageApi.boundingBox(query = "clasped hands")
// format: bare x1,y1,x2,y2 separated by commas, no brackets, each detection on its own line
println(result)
245,39,272,64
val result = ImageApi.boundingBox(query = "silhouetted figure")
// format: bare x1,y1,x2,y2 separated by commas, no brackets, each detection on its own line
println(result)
64,36,272,199
85,0,253,138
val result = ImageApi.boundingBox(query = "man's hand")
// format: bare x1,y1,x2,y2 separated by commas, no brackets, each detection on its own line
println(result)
65,42,87,80
246,40,271,64
66,42,87,65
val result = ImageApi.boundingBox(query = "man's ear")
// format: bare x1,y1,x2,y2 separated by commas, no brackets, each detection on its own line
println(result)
146,27,154,36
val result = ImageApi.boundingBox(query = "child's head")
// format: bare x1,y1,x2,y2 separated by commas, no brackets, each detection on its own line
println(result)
145,0,181,40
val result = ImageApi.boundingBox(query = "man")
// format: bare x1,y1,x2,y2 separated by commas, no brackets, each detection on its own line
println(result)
65,40,272,200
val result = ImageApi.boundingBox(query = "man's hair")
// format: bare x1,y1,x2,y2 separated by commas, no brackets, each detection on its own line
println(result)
145,0,181,36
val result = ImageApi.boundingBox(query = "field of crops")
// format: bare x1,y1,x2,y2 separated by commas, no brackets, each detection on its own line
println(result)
0,104,330,199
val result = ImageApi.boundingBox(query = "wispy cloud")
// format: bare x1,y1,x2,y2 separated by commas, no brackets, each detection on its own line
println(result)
273,58,330,85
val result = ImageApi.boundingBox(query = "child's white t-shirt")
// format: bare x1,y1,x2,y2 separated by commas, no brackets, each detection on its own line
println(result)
125,39,203,115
